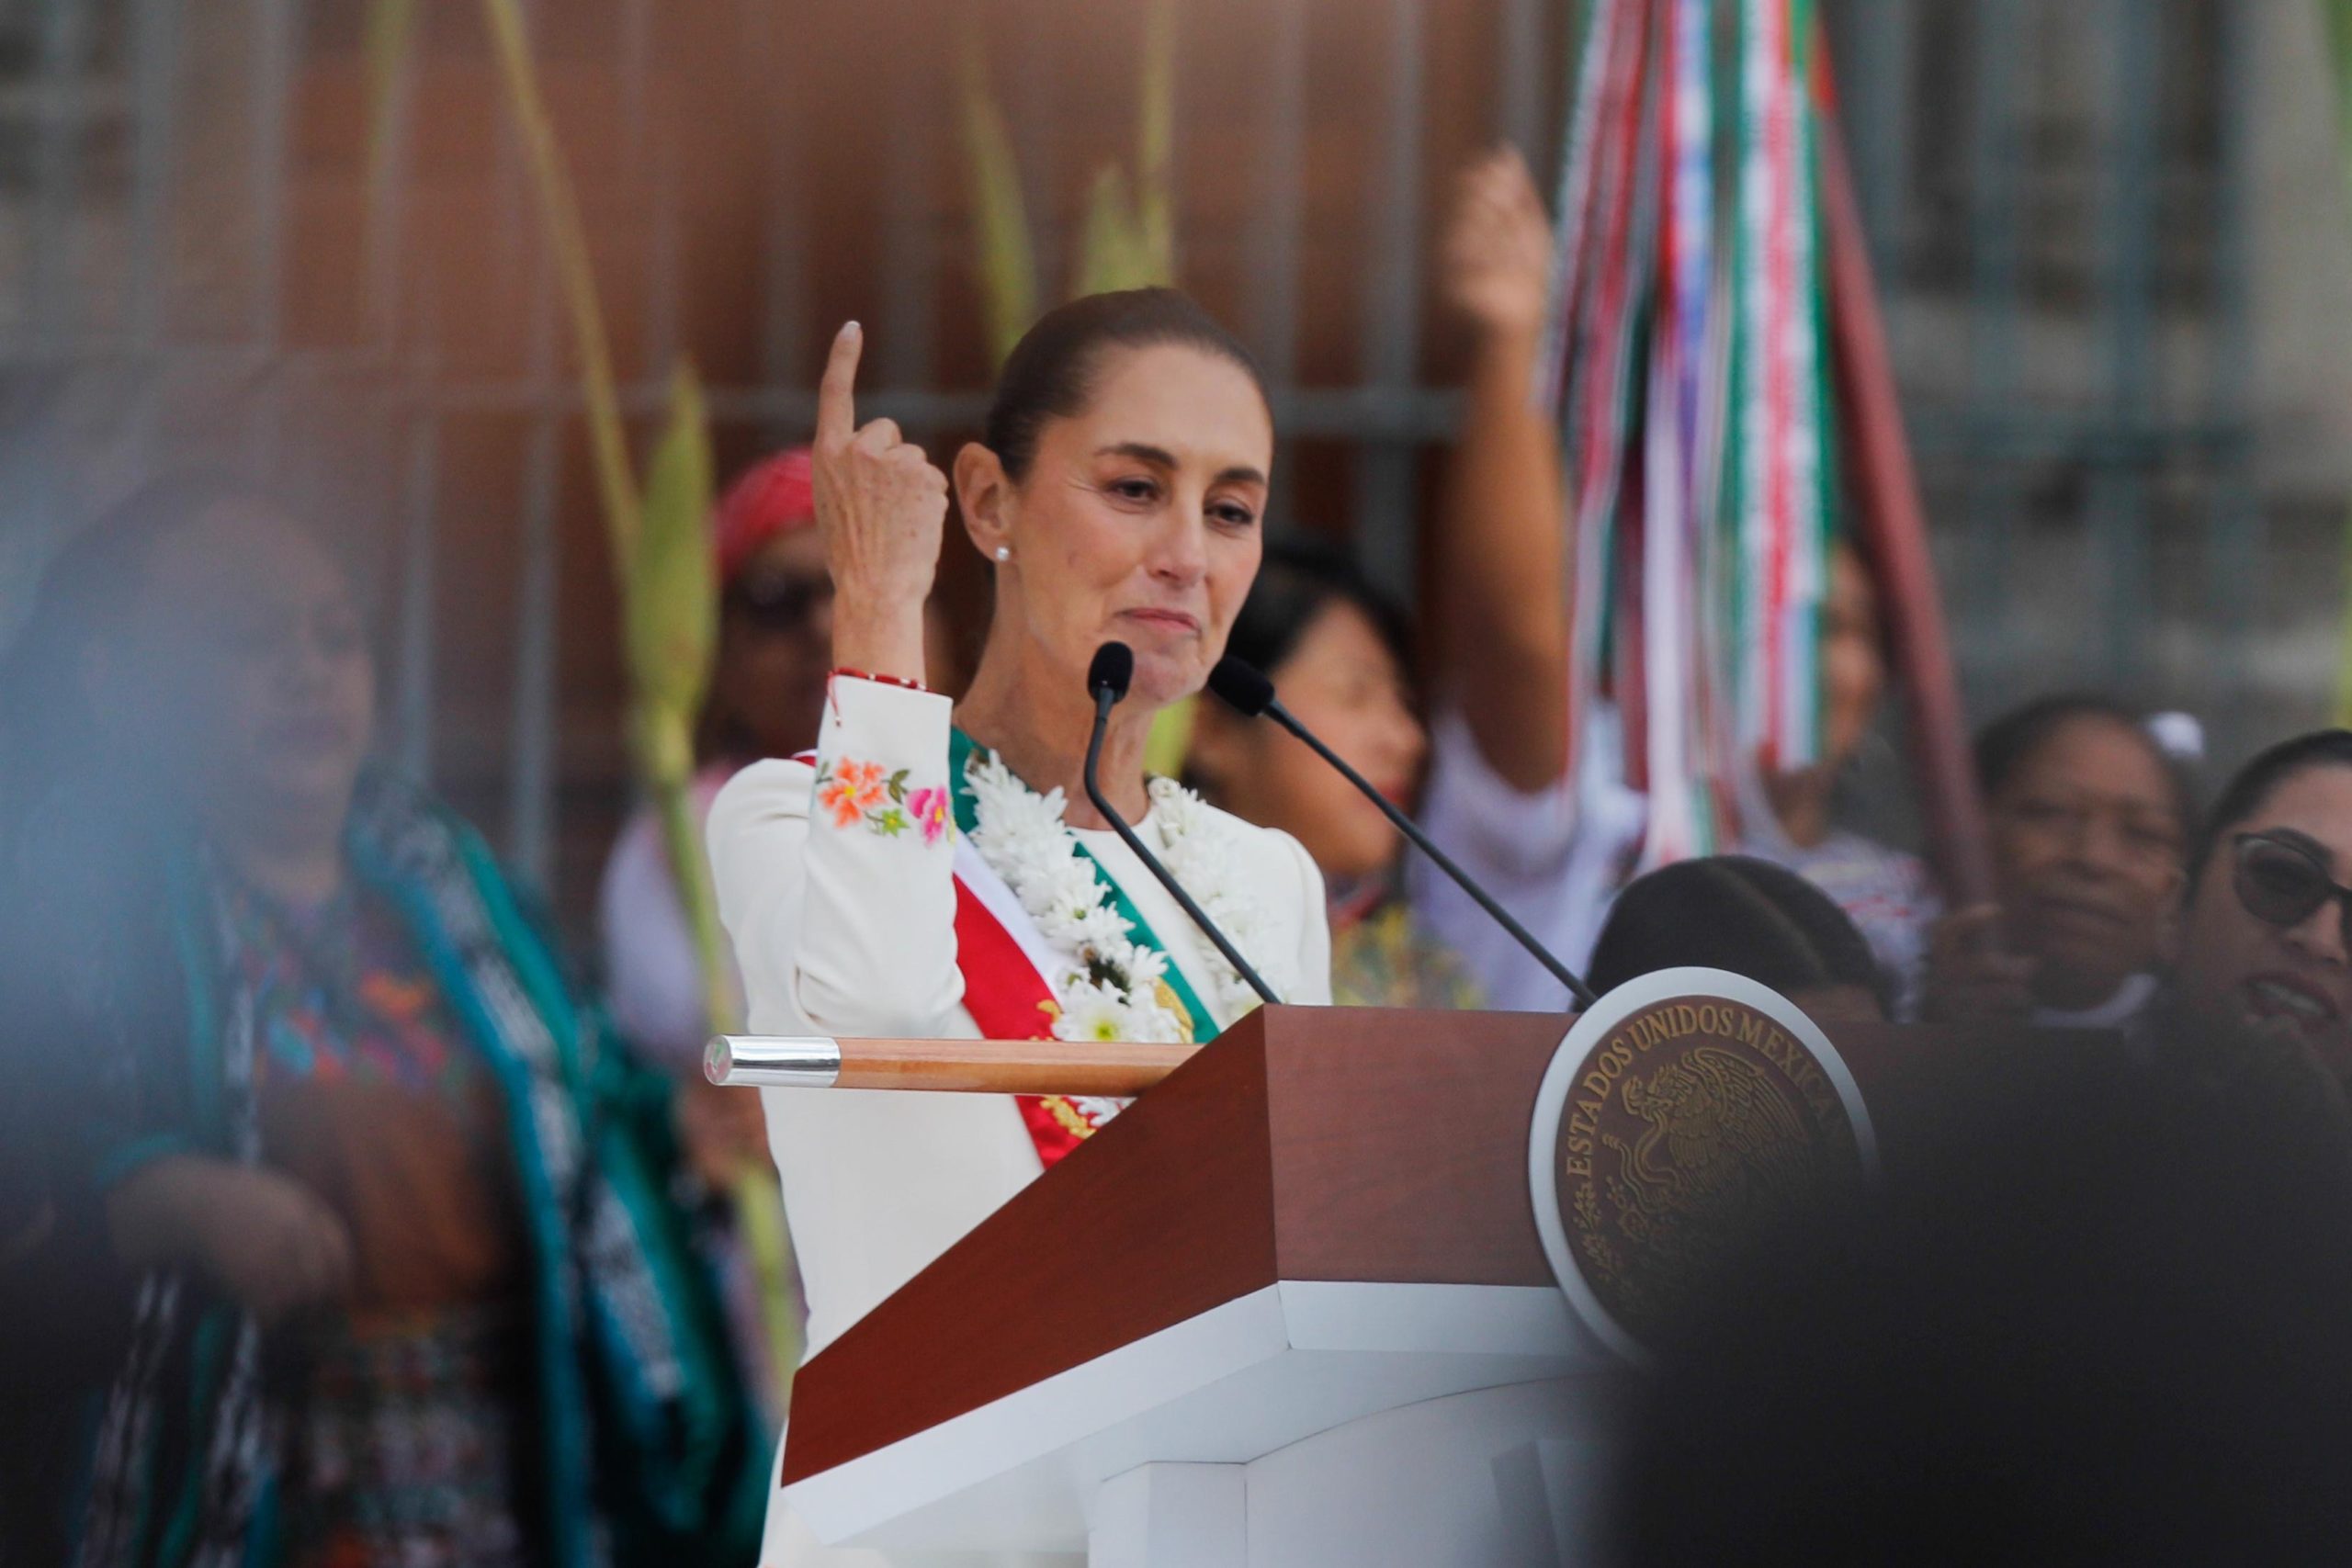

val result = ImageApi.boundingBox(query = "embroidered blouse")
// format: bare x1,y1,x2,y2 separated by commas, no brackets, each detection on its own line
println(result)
225,874,530,1568
1330,896,1484,1011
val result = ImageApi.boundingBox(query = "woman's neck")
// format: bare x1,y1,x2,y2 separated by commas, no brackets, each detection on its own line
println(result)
956,633,1156,829
212,805,347,908
1764,767,1834,850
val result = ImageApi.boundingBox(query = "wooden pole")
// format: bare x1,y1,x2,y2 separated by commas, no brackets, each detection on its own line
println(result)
707,1034,1198,1096
1818,112,1997,908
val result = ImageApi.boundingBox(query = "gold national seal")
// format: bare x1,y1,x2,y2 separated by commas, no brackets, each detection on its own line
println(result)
1554,993,1865,1343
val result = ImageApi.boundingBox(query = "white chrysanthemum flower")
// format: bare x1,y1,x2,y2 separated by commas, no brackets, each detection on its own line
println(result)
966,746,1210,1048
1074,905,1132,959
1053,980,1133,1043
1045,858,1106,921
1130,995,1188,1043
1150,784,1283,1004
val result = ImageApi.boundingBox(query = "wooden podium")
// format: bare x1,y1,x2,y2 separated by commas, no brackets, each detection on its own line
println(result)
765,1001,1926,1565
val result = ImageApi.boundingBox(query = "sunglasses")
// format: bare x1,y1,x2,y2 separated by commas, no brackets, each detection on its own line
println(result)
727,571,832,633
2231,832,2352,943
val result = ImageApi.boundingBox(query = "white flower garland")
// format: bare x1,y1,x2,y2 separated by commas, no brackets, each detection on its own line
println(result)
962,750,1273,1046
1147,775,1281,1013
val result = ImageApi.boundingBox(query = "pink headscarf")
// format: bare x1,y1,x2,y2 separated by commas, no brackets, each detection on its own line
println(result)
713,446,815,585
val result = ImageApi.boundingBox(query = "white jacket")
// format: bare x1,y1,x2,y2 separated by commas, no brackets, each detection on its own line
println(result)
707,674,1329,1567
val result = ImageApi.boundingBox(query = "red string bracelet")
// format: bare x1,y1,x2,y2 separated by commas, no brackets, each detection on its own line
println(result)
829,667,930,694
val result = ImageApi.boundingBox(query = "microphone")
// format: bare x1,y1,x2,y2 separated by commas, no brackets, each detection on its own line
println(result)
1206,655,1597,1009
1083,642,1282,1007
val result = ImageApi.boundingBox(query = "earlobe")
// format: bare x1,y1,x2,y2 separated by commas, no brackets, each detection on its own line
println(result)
954,442,1012,562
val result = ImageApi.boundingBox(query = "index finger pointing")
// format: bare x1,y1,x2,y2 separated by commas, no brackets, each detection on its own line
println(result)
816,321,864,446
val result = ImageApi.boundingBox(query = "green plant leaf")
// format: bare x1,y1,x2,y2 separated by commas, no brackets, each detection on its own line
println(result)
481,0,640,567
1134,0,1178,283
1074,165,1144,297
1071,1,1178,300
959,28,1041,365
2325,0,2352,91
362,0,417,244
1143,695,1195,779
628,360,718,784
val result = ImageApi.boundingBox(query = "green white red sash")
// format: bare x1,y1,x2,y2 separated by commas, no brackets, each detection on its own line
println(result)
945,729,1224,1168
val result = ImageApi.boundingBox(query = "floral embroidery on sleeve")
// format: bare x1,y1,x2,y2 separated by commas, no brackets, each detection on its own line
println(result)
815,758,953,844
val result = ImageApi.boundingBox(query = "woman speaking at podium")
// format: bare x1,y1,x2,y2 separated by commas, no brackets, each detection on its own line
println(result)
708,288,1331,1562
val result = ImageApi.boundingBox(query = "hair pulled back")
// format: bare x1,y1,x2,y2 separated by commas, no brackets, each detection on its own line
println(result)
983,288,1268,483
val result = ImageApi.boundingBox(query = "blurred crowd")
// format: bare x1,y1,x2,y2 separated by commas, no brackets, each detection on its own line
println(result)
8,145,2352,1568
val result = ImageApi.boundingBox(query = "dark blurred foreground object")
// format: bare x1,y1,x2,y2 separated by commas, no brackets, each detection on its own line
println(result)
1612,1042,2352,1565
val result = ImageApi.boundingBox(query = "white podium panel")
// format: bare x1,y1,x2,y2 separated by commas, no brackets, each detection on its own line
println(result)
784,1280,1611,1564
1243,1381,1611,1567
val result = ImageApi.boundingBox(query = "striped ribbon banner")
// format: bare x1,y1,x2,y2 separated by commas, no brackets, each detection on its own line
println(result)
1542,0,1838,862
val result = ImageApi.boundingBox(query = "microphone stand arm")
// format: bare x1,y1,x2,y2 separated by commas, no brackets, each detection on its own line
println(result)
1265,699,1597,1009
1085,694,1283,1008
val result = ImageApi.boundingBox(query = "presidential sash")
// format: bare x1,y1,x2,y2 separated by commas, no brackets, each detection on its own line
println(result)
947,729,1225,1167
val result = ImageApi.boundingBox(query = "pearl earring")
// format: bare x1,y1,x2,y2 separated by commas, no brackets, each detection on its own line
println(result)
993,545,1012,562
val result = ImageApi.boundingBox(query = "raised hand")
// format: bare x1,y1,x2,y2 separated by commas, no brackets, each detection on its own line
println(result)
108,1156,356,1325
1442,146,1554,340
674,1075,772,1190
812,321,950,683
1922,904,2040,1025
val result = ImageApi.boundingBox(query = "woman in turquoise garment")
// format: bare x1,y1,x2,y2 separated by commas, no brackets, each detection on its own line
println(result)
0,478,765,1568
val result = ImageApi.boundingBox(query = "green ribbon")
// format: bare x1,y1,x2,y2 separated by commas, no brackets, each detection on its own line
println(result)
948,729,1224,1043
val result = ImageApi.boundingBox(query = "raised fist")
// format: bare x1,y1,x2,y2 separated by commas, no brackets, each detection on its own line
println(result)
1442,147,1555,339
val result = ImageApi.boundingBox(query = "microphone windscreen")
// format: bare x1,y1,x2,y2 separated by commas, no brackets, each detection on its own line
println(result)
1088,641,1136,702
1206,656,1276,717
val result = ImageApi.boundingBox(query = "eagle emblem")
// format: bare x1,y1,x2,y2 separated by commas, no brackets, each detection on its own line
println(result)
1547,992,1869,1348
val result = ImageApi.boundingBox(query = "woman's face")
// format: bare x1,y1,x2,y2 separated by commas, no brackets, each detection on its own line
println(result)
1193,599,1427,886
109,502,376,835
1986,716,2186,1010
2175,766,2352,1082
972,343,1272,710
714,526,834,760
1816,544,1886,775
